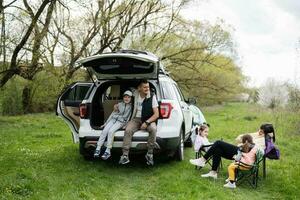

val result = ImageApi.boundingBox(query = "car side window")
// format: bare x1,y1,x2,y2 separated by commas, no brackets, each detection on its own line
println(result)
66,85,90,101
160,81,178,100
172,84,184,102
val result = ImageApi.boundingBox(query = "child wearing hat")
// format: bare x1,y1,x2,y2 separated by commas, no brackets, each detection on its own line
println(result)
94,90,133,160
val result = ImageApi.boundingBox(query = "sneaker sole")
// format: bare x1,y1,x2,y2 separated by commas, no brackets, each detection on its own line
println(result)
146,161,154,166
119,160,130,165
101,155,111,160
201,175,217,179
224,186,236,189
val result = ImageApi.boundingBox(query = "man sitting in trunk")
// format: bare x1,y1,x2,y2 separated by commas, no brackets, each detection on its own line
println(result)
118,79,159,166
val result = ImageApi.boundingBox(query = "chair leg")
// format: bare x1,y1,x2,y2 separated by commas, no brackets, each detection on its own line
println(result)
263,157,266,178
195,152,199,170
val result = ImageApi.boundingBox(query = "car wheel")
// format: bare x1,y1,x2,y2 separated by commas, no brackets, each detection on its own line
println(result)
80,141,94,160
175,128,184,161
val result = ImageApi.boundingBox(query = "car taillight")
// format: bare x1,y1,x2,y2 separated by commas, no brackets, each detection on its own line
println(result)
79,104,88,118
160,103,173,119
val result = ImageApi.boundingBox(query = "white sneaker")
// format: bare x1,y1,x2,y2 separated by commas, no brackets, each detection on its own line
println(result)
189,158,206,167
201,171,218,179
225,178,229,183
223,182,236,189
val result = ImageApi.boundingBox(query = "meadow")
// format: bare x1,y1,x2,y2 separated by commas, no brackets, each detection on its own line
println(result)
0,103,299,200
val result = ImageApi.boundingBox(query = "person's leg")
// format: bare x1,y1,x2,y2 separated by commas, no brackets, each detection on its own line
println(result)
204,140,239,171
146,122,157,154
145,122,157,165
224,163,237,189
204,140,238,160
228,163,237,182
96,120,115,150
122,118,141,156
105,121,124,153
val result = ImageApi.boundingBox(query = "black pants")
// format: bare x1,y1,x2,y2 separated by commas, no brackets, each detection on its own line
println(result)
204,140,239,171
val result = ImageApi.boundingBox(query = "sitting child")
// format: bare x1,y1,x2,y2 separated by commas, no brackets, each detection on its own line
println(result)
94,90,133,160
224,134,257,189
194,123,211,153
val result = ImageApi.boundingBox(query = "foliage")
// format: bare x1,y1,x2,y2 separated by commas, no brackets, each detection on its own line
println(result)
127,19,246,105
258,78,289,109
246,87,259,103
0,65,88,115
1,0,246,113
0,103,299,199
0,77,24,115
286,83,300,111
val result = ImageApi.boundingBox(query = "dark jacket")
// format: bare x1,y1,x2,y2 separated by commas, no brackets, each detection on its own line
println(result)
141,94,154,123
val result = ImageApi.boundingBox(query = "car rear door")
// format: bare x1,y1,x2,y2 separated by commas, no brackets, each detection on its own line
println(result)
56,82,93,143
76,52,159,80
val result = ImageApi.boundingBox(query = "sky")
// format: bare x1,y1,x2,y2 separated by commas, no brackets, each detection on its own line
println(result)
181,0,300,87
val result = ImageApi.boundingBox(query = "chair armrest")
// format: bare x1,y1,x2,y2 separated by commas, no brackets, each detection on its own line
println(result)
202,144,213,148
236,161,253,168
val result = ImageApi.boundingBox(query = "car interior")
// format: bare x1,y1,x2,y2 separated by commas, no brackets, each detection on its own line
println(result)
90,80,157,129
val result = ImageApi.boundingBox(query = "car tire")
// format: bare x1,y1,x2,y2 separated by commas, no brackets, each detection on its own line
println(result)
175,128,184,161
80,141,94,160
83,147,94,161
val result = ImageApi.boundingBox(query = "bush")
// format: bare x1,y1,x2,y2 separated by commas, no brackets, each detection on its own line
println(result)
29,71,65,113
1,77,24,115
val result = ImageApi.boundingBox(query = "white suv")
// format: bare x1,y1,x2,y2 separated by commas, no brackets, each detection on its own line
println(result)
56,50,194,160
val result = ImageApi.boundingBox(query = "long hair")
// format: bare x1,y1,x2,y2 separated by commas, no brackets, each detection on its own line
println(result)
260,123,275,142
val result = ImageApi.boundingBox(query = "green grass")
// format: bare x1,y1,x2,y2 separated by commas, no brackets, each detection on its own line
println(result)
0,103,300,199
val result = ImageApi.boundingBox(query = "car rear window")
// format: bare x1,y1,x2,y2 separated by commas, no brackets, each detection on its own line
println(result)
160,81,178,100
85,57,156,74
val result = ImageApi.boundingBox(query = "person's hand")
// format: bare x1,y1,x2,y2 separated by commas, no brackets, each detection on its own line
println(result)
140,122,148,130
113,104,119,112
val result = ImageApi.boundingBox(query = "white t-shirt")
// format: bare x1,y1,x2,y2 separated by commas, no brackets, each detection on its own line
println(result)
194,135,211,152
135,94,158,118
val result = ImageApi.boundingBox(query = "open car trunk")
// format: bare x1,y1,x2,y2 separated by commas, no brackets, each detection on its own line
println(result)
89,80,157,129
77,52,159,80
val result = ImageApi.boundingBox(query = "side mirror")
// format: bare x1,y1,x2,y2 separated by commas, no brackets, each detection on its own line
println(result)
188,97,197,105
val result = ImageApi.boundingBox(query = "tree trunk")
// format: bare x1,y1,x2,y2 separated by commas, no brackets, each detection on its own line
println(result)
22,85,31,114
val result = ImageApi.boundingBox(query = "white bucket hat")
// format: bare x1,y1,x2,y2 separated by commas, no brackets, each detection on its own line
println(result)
123,90,133,97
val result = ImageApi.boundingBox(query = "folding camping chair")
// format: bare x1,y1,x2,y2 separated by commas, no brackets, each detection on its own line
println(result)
235,149,265,188
194,143,223,171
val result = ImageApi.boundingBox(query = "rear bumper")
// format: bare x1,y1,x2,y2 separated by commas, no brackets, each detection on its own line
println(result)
79,136,180,154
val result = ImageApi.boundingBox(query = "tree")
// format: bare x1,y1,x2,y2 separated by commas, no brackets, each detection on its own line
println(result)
45,0,187,85
126,18,245,104
0,0,54,88
0,0,17,65
258,79,289,109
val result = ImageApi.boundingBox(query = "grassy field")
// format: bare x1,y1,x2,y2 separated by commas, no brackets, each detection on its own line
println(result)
0,103,299,200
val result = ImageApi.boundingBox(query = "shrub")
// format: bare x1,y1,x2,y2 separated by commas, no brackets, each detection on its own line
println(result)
1,77,24,115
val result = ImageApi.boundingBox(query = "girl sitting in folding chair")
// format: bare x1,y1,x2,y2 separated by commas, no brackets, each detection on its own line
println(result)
224,134,257,189
194,123,211,153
